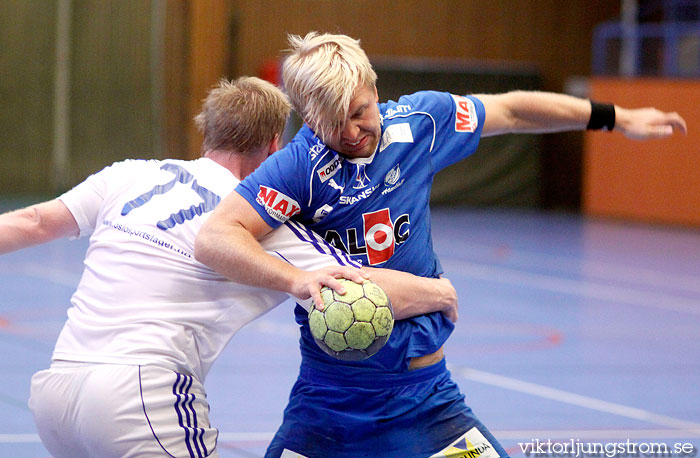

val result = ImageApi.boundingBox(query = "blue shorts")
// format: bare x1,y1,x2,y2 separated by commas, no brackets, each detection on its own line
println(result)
265,359,508,458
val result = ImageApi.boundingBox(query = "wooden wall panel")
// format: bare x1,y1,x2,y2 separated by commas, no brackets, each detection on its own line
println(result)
187,0,234,158
163,1,189,160
1,0,623,197
226,0,620,91
0,0,57,194
583,78,700,226
70,0,154,182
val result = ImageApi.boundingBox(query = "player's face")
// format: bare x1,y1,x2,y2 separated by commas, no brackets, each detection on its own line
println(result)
327,84,381,159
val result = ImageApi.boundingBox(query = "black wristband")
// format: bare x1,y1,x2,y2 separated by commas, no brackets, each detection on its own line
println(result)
587,100,616,131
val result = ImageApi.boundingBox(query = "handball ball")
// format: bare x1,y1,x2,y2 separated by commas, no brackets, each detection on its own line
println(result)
308,279,394,361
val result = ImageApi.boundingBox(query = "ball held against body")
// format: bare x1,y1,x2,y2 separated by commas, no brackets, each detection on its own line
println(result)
309,279,394,361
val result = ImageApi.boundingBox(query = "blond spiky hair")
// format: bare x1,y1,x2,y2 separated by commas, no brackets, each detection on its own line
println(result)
282,32,377,144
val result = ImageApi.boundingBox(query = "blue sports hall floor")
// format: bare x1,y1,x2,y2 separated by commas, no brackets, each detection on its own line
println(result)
1,205,698,457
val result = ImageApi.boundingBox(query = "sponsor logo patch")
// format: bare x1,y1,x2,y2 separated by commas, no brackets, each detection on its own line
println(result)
381,163,404,195
255,186,300,223
379,122,414,152
323,211,409,264
385,164,401,186
281,450,309,458
317,155,343,183
313,204,334,223
384,104,411,118
451,95,478,133
308,139,326,160
353,163,371,189
339,184,380,205
429,427,500,458
363,208,395,265
327,178,344,193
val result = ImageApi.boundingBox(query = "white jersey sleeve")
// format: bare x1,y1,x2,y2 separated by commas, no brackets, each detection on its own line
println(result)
262,219,361,311
59,162,116,237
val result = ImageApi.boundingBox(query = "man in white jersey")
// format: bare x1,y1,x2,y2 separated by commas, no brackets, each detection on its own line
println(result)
0,76,458,458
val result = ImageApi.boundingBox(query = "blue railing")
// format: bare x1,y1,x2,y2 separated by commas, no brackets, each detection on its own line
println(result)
592,20,700,76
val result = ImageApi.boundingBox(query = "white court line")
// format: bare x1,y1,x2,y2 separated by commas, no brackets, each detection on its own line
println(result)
452,366,700,433
218,432,274,441
6,430,697,445
217,430,700,441
0,434,41,443
441,259,700,316
493,429,700,440
0,262,81,287
445,241,700,296
249,318,300,338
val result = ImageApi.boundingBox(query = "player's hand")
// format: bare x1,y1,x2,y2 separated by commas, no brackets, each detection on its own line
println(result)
435,277,458,323
615,106,687,140
292,266,369,310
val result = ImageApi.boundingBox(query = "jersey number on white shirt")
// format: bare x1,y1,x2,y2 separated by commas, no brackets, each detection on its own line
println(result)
120,163,221,230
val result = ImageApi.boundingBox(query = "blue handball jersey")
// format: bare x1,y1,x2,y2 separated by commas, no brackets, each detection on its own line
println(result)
237,91,485,374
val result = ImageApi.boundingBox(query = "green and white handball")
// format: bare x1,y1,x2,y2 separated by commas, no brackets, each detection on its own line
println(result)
309,279,394,361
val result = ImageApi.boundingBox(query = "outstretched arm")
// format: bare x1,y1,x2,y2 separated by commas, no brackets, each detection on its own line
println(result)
0,199,79,254
477,91,687,139
194,191,367,307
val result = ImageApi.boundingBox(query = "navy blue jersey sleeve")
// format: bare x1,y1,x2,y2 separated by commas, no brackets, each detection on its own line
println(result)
235,145,310,229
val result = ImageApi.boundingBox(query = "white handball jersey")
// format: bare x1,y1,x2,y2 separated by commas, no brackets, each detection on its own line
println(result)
54,158,357,382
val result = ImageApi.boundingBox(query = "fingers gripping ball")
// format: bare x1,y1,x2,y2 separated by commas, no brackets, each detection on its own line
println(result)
308,279,394,361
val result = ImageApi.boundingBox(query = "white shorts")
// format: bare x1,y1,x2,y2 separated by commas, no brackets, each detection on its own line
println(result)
29,362,219,458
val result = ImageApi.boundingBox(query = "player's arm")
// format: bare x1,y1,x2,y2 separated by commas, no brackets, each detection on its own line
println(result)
194,191,367,306
366,268,458,322
476,91,687,139
0,199,79,254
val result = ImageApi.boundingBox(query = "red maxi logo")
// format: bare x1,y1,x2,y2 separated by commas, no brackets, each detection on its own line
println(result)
256,185,300,222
